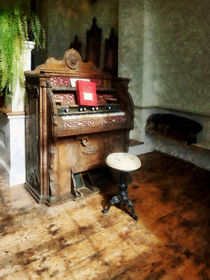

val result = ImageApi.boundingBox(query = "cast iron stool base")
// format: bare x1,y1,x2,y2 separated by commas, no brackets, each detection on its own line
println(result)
102,171,138,220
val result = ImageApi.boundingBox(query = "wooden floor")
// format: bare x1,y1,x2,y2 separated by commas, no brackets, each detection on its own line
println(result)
0,152,209,280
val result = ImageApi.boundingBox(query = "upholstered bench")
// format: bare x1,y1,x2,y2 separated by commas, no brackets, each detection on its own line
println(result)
102,152,141,220
145,113,202,145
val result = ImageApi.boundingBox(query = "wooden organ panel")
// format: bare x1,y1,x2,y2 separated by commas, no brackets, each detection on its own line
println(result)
25,48,134,204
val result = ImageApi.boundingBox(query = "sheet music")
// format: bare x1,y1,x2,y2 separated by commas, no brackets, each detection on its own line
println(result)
70,78,90,87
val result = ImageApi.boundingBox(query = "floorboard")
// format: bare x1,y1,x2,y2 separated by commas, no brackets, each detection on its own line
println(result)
0,152,209,279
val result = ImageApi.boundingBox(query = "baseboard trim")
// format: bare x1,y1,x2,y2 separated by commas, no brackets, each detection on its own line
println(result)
134,106,210,118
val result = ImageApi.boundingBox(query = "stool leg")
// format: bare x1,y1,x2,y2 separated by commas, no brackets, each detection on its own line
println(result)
125,199,138,220
102,194,120,214
119,172,138,220
102,171,138,220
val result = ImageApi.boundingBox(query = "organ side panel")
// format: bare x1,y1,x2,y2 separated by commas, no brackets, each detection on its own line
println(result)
25,78,42,201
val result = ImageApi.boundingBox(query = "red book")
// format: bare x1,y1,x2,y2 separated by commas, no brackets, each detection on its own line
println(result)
76,80,97,106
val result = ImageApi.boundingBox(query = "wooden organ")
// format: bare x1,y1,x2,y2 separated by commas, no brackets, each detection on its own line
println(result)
24,49,134,204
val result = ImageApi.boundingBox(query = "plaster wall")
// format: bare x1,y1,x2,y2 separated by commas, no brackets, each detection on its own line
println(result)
148,0,210,115
143,0,210,152
119,0,210,168
118,0,144,140
36,0,118,68
119,0,210,113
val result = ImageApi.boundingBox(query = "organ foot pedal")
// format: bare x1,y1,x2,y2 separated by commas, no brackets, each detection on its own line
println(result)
71,171,99,197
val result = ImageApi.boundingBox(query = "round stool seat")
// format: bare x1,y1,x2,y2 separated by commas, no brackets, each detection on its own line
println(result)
106,152,141,172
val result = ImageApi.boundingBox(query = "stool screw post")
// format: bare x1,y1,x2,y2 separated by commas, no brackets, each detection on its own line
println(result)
119,172,127,190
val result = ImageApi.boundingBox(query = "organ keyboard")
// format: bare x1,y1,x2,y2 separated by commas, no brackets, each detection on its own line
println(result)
25,49,134,204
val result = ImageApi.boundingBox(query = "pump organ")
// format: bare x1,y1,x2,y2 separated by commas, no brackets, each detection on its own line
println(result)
25,49,134,204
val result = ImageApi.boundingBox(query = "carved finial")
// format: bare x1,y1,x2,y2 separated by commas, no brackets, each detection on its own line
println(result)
64,48,82,70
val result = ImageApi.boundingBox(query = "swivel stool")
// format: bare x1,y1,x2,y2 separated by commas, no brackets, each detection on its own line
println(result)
102,152,141,220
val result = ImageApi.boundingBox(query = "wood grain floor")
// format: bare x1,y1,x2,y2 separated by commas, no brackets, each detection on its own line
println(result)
0,152,209,279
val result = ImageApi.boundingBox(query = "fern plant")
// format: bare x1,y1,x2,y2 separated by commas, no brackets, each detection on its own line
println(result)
0,0,45,104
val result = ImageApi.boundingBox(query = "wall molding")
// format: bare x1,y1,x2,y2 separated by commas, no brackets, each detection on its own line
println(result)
134,106,210,118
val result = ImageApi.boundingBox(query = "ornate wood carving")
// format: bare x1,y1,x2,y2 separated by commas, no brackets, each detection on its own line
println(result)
97,94,114,105
53,94,76,105
50,76,71,87
33,48,102,75
102,116,126,125
64,119,95,129
64,48,82,70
